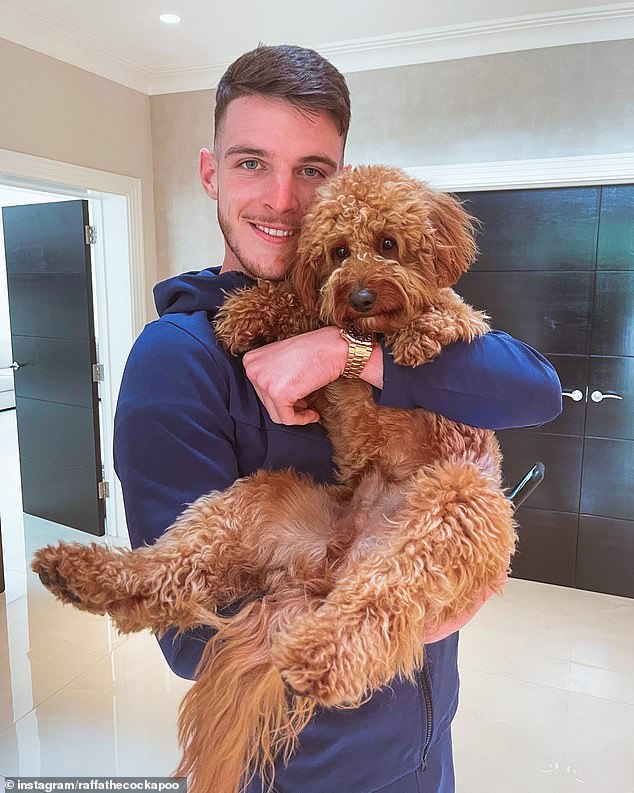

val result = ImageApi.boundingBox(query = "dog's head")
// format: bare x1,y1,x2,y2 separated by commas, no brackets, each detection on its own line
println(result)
290,165,477,333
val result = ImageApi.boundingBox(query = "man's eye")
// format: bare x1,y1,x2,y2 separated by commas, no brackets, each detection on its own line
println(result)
303,167,322,178
240,160,260,171
381,237,397,252
333,246,350,260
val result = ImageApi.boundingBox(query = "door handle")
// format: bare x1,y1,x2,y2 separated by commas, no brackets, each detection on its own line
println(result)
562,389,584,402
0,362,21,373
591,390,623,403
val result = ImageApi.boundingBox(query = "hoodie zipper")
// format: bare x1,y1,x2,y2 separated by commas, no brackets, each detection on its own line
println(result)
420,660,434,771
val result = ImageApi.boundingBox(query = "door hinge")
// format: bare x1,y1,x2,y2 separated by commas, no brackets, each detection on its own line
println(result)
85,224,97,245
92,363,104,382
98,480,110,499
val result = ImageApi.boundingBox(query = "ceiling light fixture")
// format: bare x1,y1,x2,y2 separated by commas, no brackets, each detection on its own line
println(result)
160,14,181,24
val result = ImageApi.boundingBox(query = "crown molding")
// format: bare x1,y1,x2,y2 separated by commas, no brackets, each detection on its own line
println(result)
403,152,634,191
1,2,634,95
0,0,154,94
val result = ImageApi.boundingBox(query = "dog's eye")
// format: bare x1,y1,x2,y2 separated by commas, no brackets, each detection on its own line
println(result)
381,237,397,253
333,246,350,260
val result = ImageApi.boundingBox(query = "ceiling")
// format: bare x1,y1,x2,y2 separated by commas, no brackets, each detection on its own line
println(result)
2,0,634,95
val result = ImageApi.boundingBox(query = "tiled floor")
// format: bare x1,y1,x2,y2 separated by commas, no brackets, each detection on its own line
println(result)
1,408,633,791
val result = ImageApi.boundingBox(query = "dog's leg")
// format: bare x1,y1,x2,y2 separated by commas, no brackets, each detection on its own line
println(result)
271,460,516,707
385,290,490,366
32,470,342,635
214,280,317,354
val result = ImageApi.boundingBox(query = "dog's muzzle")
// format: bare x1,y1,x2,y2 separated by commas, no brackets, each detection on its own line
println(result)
348,288,377,313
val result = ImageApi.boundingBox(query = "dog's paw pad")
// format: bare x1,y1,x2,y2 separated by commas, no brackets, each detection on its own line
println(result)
38,569,51,587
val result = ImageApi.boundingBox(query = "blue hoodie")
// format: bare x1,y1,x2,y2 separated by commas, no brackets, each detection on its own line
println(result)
113,267,561,793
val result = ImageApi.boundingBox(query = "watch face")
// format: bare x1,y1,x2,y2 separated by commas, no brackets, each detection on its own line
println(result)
348,324,374,343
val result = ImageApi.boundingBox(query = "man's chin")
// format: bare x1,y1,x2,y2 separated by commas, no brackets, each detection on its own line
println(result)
242,258,293,282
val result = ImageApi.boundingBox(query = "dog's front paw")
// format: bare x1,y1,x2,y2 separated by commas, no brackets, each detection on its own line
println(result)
272,627,366,708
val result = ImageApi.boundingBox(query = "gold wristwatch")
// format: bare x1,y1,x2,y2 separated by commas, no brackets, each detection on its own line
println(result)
340,324,376,378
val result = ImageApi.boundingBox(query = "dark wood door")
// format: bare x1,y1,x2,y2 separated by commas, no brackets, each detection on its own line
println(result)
455,185,633,598
2,200,104,535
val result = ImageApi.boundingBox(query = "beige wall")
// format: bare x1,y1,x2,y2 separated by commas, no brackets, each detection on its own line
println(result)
150,90,224,283
344,39,634,167
149,38,634,279
0,38,157,319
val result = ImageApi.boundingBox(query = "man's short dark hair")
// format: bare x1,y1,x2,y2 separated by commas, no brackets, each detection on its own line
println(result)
214,44,351,144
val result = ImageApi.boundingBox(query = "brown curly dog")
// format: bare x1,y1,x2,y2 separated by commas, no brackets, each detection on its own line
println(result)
32,165,516,793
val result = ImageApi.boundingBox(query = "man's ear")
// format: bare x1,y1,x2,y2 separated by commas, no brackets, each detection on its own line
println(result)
200,148,218,199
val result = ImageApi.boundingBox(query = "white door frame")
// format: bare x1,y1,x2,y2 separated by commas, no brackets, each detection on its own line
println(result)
0,148,147,540
404,151,634,191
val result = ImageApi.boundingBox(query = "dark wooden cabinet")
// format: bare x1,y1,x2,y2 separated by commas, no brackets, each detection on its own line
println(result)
455,184,634,598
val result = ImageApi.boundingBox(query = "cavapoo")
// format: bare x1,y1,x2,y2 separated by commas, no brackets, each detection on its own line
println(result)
33,165,516,793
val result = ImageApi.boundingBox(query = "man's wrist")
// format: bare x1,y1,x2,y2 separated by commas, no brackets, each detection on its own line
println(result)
340,325,376,378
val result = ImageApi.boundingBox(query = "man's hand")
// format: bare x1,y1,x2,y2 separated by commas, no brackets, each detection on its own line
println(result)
243,326,383,425
422,574,509,644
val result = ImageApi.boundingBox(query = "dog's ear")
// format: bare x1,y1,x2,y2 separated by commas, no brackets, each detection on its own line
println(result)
289,240,323,318
424,190,478,288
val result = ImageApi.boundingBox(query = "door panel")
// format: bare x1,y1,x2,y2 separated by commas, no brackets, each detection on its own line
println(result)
590,272,634,356
580,438,634,521
6,273,93,340
456,271,593,355
511,508,578,587
15,398,98,472
2,200,104,535
456,187,600,272
498,431,583,514
18,457,103,531
576,515,634,598
596,185,634,271
586,356,634,440
11,336,95,408
534,354,588,436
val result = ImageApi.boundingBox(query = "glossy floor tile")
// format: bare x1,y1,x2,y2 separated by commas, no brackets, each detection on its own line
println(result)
1,408,634,790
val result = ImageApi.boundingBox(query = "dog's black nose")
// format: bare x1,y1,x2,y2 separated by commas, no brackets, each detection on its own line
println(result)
348,289,376,313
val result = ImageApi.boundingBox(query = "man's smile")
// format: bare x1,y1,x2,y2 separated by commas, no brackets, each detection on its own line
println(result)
250,222,298,243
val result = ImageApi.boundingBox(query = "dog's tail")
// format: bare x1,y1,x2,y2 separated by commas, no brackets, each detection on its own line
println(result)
175,597,315,793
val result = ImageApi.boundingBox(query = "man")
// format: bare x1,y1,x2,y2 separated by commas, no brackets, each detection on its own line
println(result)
114,45,561,793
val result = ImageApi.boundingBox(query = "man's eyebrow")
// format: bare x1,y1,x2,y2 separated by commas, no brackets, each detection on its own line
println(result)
298,154,339,171
224,146,268,159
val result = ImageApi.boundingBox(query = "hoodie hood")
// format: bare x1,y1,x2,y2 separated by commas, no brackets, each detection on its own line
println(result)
154,266,255,317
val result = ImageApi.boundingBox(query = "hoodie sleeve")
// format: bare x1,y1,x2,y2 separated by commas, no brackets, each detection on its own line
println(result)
114,319,239,680
373,330,562,429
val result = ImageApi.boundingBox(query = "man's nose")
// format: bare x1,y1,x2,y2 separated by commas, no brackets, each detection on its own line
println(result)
264,173,301,215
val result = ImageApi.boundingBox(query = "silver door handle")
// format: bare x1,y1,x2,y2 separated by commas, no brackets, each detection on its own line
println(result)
0,362,20,373
562,389,584,402
591,390,623,403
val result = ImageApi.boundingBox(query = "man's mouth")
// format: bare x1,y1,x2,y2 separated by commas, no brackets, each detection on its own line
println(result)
253,223,296,238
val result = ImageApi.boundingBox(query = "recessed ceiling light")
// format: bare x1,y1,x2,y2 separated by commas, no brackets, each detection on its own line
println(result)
160,13,181,24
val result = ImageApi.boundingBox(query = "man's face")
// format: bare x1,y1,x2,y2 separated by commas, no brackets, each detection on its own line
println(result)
200,95,345,280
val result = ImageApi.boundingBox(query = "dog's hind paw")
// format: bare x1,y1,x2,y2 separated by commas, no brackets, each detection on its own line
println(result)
272,630,367,709
31,542,120,615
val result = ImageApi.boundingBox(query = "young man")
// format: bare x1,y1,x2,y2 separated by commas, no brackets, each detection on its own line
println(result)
114,45,561,793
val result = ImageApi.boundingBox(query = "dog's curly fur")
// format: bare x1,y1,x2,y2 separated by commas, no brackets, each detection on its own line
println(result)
32,166,517,793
